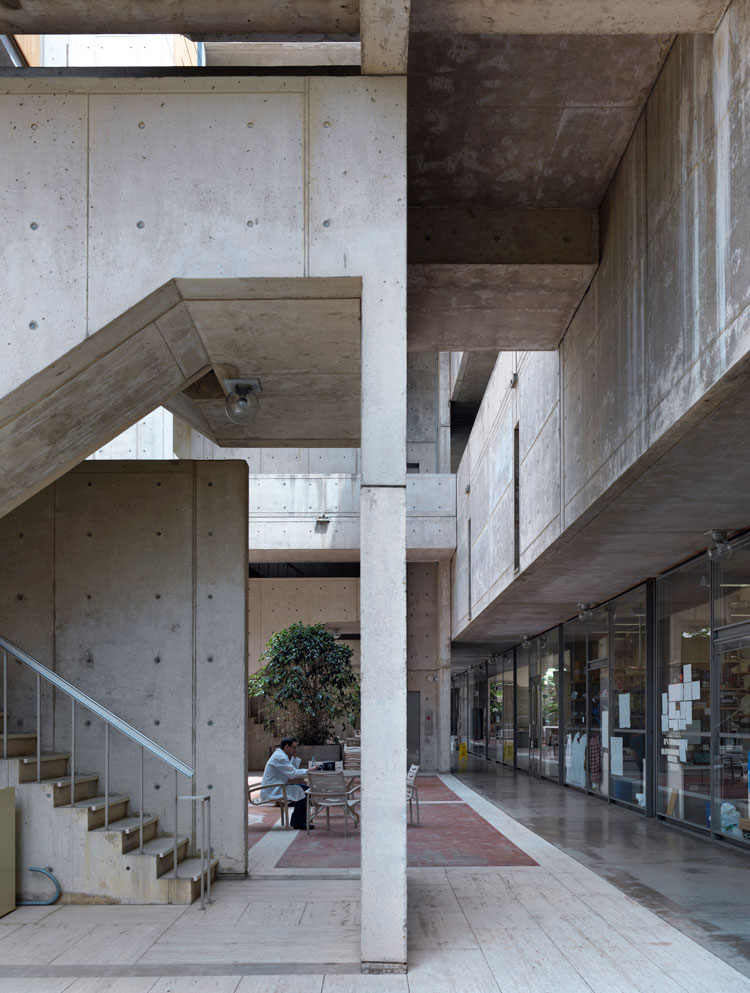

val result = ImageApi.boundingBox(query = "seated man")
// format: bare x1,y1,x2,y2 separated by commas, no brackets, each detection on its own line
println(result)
261,737,317,829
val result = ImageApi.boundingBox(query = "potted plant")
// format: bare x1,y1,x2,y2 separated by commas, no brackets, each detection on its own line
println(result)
248,622,359,762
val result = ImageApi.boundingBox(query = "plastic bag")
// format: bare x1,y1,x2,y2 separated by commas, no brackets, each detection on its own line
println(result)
720,801,740,833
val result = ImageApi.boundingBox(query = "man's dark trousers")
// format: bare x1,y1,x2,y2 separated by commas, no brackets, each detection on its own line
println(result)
290,786,309,828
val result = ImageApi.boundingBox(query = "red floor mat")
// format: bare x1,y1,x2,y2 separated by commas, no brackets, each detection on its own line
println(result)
275,799,537,869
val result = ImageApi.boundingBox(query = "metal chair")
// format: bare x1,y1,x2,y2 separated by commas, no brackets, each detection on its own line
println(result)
307,771,361,836
406,763,420,826
248,782,291,829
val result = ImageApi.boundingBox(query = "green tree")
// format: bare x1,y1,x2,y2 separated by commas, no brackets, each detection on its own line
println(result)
248,622,358,745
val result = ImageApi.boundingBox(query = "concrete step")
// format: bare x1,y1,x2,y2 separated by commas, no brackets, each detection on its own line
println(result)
167,856,219,904
73,794,130,829
0,733,37,758
17,753,69,783
140,835,190,877
52,774,100,806
91,813,160,852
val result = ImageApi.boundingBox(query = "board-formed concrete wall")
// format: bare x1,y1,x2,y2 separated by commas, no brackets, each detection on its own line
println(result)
0,460,248,875
454,0,750,637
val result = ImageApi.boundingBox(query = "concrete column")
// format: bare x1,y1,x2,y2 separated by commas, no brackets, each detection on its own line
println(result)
437,558,452,773
358,100,407,971
307,77,407,970
360,486,407,970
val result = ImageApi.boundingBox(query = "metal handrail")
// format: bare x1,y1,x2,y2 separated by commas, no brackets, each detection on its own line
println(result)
0,634,193,777
0,636,211,903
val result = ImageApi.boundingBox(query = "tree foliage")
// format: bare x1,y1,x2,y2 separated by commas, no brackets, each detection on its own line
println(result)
248,622,358,745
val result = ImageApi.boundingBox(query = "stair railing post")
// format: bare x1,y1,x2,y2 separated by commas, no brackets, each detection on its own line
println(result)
206,795,211,906
36,673,41,782
3,650,7,763
139,745,144,854
104,723,110,830
173,769,178,882
199,797,205,911
70,698,76,807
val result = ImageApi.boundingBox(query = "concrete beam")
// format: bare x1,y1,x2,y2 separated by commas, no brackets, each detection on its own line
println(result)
408,263,598,351
409,208,598,267
0,2,359,36
204,41,361,66
0,0,727,37
360,0,410,74
410,0,729,34
450,351,499,406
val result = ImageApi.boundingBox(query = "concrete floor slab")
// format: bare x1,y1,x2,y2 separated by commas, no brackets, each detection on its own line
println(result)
453,758,750,979
1,768,749,990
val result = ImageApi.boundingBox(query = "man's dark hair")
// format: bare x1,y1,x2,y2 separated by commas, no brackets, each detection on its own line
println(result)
280,737,298,750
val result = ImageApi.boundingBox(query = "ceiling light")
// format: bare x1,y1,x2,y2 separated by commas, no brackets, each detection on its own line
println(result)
224,378,261,425
706,529,732,561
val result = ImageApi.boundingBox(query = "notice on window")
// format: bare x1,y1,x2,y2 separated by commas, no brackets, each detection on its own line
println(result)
602,710,609,739
619,693,631,729
611,736,624,776
690,680,701,701
683,664,692,683
661,715,669,732
662,692,668,714
679,739,688,762
669,683,681,701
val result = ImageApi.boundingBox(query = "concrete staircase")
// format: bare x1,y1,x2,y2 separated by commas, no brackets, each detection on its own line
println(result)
2,720,216,905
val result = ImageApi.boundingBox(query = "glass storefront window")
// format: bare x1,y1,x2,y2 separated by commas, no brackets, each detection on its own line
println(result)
611,587,647,809
468,664,487,757
539,629,560,779
516,647,530,772
502,651,515,765
563,620,587,788
657,558,711,828
453,672,468,756
716,633,750,844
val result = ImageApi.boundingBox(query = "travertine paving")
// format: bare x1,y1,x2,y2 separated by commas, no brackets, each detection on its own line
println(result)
0,775,748,992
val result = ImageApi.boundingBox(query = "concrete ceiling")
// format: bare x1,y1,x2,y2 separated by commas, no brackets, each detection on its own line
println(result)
453,359,750,655
404,31,672,352
407,32,673,210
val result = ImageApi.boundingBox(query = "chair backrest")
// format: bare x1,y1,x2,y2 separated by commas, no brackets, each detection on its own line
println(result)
406,764,420,785
309,771,346,797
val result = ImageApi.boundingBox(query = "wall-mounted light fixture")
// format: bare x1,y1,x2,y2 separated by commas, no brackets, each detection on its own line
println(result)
224,378,261,425
706,529,732,561
577,603,593,622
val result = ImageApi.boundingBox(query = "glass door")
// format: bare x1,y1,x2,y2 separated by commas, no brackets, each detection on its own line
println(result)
587,661,609,796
